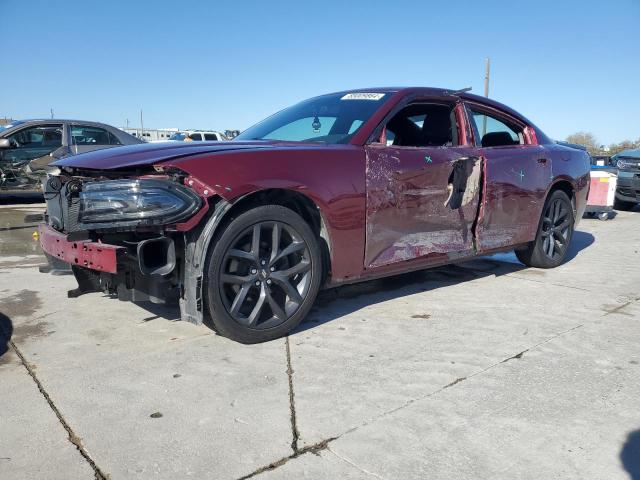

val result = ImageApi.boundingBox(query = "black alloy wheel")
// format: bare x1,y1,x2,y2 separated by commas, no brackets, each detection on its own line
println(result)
539,196,572,261
205,205,322,343
515,190,574,268
220,221,312,329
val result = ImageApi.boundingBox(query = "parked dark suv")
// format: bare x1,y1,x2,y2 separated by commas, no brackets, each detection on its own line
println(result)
613,148,640,210
0,119,142,190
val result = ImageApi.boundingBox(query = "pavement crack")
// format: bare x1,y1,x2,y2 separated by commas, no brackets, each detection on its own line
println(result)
285,336,300,454
237,436,337,479
327,447,388,479
501,349,528,363
8,340,110,480
339,323,585,440
503,274,592,292
603,296,640,316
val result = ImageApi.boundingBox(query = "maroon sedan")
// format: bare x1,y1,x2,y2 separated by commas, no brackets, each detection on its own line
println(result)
40,88,590,343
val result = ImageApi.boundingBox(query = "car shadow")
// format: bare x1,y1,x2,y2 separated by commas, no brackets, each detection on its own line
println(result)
621,429,640,479
565,230,595,262
127,230,595,330
295,230,595,333
0,192,44,205
0,312,13,360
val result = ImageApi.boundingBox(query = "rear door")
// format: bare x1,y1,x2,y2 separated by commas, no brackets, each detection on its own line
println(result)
364,101,482,268
69,123,122,155
466,104,551,250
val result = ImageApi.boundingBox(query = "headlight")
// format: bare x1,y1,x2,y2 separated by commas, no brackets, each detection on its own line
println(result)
79,179,201,227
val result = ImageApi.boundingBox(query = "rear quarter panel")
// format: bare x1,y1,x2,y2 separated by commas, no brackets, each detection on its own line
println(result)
163,145,367,283
545,143,591,221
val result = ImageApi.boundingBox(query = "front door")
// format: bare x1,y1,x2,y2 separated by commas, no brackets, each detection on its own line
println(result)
69,124,121,155
1,124,65,167
364,102,482,268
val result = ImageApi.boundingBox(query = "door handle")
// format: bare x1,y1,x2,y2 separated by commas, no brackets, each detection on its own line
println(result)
537,158,548,164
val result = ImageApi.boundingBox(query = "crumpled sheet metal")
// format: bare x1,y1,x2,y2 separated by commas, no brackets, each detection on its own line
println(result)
365,149,482,268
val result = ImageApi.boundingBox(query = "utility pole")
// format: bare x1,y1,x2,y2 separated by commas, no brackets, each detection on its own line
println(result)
50,108,54,119
140,109,144,139
482,57,491,137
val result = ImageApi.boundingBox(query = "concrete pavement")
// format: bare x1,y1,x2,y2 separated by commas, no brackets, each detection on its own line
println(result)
1,201,639,479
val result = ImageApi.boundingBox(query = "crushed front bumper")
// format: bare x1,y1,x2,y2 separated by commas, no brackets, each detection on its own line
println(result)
38,224,124,274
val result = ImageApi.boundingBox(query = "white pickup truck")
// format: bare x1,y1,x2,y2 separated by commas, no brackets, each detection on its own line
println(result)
168,130,226,142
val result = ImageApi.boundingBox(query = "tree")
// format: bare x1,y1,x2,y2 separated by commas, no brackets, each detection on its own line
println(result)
607,138,640,156
565,132,600,154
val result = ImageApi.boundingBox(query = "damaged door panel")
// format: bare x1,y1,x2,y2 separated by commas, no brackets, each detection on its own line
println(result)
364,144,483,268
465,104,552,251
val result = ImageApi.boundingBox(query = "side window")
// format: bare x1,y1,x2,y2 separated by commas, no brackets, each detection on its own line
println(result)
204,133,218,141
8,125,63,149
189,133,203,141
71,125,112,145
108,132,122,145
469,108,524,147
383,103,457,147
5,125,63,161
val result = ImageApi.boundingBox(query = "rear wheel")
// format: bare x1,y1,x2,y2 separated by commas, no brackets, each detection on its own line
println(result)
515,190,574,268
205,205,322,344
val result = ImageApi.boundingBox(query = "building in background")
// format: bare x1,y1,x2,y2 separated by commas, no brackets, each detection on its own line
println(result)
122,127,179,142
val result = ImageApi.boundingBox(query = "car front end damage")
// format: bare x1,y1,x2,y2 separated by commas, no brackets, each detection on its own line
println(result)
39,166,228,324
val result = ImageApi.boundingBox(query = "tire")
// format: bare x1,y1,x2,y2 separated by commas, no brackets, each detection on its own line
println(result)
614,197,636,211
515,190,574,268
204,205,322,344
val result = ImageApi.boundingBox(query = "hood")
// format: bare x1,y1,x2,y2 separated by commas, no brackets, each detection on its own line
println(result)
612,148,640,160
52,141,274,170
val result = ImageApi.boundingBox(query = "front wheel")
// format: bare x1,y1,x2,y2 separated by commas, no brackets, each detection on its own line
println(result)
205,205,322,344
515,190,574,268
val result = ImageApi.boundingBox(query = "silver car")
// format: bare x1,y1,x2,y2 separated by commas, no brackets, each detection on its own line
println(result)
0,119,142,190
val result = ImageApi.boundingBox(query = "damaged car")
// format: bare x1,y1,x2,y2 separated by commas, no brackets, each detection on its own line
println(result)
38,88,590,343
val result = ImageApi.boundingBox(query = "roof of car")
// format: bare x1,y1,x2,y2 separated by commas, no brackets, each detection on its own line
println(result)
327,87,551,145
9,119,119,126
328,87,526,117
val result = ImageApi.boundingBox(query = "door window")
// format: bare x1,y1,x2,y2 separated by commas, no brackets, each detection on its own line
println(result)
382,103,458,147
71,125,121,145
469,108,524,147
203,133,218,141
5,124,63,161
188,133,203,141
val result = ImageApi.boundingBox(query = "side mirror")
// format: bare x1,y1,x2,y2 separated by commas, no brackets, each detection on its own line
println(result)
0,138,10,149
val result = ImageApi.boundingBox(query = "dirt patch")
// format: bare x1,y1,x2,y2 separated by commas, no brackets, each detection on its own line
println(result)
13,321,50,343
1,289,42,318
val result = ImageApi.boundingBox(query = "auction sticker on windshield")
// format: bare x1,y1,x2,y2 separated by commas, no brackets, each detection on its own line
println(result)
341,93,385,101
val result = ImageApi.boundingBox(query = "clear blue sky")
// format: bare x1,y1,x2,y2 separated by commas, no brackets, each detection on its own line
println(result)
1,0,638,145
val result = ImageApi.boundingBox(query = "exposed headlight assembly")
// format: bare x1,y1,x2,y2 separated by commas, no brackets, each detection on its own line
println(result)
79,179,201,228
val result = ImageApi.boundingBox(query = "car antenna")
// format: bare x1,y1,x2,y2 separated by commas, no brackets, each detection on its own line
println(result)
444,87,472,96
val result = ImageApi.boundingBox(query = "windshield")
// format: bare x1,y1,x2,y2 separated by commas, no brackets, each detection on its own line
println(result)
0,120,25,132
169,132,186,141
235,92,391,144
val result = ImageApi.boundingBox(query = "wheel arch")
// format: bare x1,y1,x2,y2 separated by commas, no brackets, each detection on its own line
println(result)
548,178,577,213
217,188,333,284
